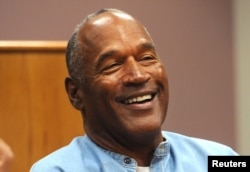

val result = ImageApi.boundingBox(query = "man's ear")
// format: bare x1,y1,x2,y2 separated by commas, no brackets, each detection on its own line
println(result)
65,77,84,110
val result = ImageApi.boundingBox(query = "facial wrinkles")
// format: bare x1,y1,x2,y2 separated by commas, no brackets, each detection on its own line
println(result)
81,14,157,86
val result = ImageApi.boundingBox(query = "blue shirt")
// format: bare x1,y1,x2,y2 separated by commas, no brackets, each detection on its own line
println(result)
30,131,238,172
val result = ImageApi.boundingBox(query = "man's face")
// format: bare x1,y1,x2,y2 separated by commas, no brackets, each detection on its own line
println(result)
78,12,169,138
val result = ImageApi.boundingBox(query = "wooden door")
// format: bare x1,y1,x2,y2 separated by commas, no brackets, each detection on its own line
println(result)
0,41,84,172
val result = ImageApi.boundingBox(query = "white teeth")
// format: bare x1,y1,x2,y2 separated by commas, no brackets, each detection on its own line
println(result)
124,94,152,104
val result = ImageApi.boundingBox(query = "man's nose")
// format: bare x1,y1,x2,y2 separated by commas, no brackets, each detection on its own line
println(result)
122,56,150,87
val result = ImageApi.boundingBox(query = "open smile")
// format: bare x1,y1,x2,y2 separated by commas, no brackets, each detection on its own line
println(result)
122,93,156,105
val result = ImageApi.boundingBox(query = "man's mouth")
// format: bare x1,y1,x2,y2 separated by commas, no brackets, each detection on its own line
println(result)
123,94,155,105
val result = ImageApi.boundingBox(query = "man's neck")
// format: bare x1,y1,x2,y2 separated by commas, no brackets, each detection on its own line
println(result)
86,128,163,166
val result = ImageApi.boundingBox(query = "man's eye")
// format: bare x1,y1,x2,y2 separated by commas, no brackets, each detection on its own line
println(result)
138,55,158,66
101,62,121,73
139,55,158,65
142,55,155,60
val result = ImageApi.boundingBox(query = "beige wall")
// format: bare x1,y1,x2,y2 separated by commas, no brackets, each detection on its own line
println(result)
233,0,250,155
0,0,239,151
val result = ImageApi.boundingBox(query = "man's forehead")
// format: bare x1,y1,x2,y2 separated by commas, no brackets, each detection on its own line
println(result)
77,10,154,54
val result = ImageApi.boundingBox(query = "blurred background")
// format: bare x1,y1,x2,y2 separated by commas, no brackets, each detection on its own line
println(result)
0,0,249,171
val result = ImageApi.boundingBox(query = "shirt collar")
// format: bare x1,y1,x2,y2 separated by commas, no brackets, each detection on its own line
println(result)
153,137,169,157
86,134,169,167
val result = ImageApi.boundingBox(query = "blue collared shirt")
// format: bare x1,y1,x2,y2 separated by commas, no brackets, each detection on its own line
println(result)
30,131,238,172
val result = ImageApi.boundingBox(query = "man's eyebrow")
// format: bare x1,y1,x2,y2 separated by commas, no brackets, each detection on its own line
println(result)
139,42,156,51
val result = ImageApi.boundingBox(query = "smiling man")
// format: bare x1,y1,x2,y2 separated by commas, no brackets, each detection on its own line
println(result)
30,8,238,172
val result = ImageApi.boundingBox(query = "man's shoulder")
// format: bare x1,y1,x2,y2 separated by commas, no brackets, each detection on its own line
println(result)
30,135,91,171
162,131,238,155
